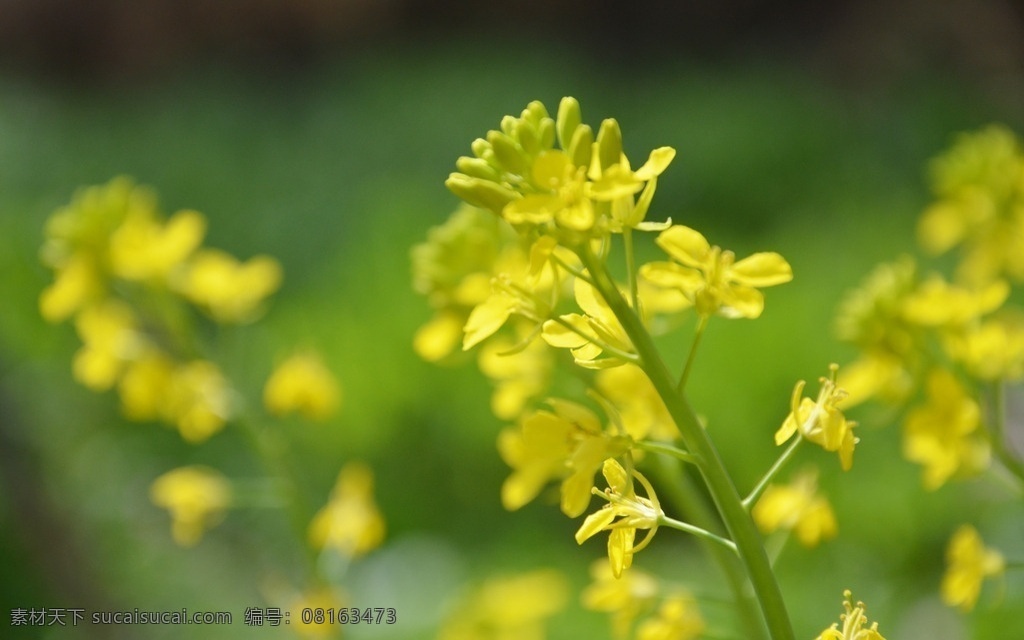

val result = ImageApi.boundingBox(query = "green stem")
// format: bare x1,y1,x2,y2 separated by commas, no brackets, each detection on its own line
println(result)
743,437,803,510
635,439,701,466
678,315,709,394
991,380,1024,486
624,227,639,310
659,515,738,553
646,455,767,640
580,245,794,640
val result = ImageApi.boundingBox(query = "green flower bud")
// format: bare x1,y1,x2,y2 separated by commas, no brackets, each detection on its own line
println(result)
456,156,501,181
597,118,623,170
488,130,529,175
445,173,518,213
556,97,582,150
568,125,593,169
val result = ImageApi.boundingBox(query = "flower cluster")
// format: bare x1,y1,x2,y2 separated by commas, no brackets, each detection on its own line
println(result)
835,126,1023,615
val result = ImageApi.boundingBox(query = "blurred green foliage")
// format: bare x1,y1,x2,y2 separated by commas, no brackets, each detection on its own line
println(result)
1,40,1022,639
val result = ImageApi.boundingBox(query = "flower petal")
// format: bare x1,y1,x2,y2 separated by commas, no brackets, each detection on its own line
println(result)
730,252,793,287
655,225,710,269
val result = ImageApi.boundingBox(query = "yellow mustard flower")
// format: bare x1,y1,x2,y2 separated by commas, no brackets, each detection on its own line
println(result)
176,248,282,323
635,593,705,640
595,364,679,441
308,462,385,557
944,314,1024,381
263,351,341,421
163,360,232,443
542,276,636,369
498,400,627,517
39,254,103,323
108,207,206,282
815,590,886,640
576,459,663,578
903,369,989,490
900,274,1008,328
752,469,837,547
149,466,231,547
117,349,176,421
478,335,553,420
640,225,792,319
834,257,920,406
581,560,658,640
438,569,568,640
941,524,1005,612
71,300,142,391
775,365,858,470
917,125,1024,284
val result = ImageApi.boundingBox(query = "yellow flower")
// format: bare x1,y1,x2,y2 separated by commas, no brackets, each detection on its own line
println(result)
438,569,568,640
635,593,705,640
917,125,1024,283
595,364,678,441
108,207,206,281
39,254,103,322
118,349,176,421
308,462,385,557
775,365,858,470
71,300,142,391
815,590,886,640
478,335,552,420
903,369,989,490
640,225,792,319
541,276,635,369
941,524,1005,612
176,248,282,323
263,351,341,421
575,459,663,578
752,469,837,547
149,466,231,547
900,275,1008,328
944,314,1024,381
498,400,627,517
581,560,658,639
163,360,232,443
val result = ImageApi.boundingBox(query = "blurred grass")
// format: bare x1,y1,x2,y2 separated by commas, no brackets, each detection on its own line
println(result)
1,38,1023,639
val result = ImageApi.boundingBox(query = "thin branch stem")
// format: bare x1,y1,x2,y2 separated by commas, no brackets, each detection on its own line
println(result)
743,436,803,510
624,227,639,311
678,315,709,394
991,380,1024,486
659,515,738,553
635,439,702,466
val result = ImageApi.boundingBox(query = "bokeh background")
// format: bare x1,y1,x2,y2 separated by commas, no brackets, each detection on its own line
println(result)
2,1,1024,638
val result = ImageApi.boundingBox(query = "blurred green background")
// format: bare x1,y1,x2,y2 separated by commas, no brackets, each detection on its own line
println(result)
2,1,1024,638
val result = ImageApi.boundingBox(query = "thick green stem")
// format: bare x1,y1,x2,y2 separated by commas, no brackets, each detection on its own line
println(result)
580,245,794,640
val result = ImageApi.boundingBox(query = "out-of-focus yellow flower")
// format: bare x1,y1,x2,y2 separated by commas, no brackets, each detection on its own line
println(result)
176,248,281,323
39,254,103,322
290,586,346,639
150,466,231,547
775,366,859,470
478,335,552,420
542,277,635,369
108,207,206,281
71,301,142,391
640,225,792,319
944,314,1024,381
163,360,232,443
834,257,920,405
917,125,1024,284
635,593,705,640
815,590,886,640
576,459,662,578
903,369,989,490
308,462,385,557
581,560,658,640
752,469,837,547
438,569,568,640
941,524,1005,612
498,400,626,517
595,364,678,441
263,352,341,421
118,350,176,421
900,275,1008,328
